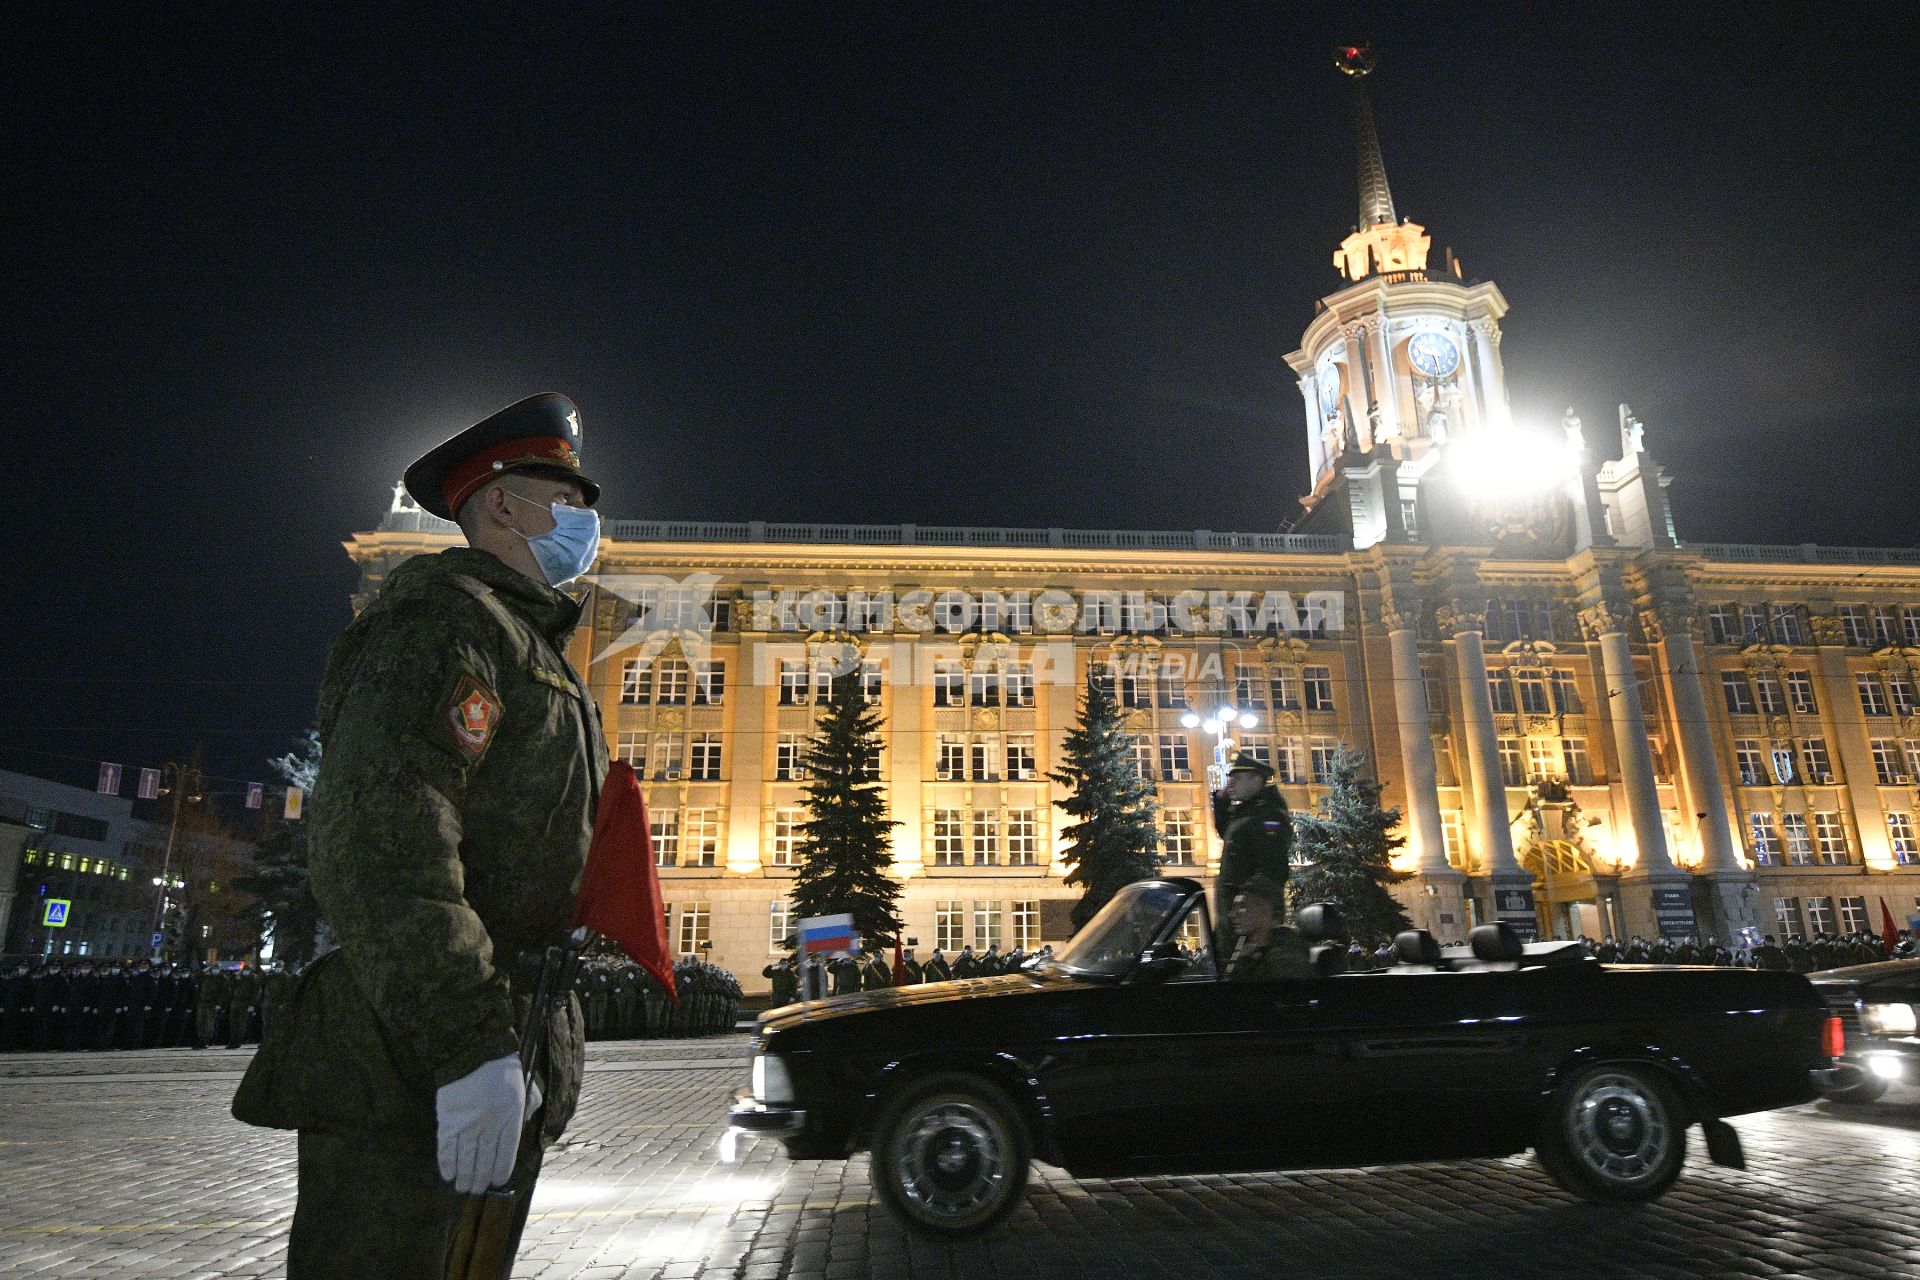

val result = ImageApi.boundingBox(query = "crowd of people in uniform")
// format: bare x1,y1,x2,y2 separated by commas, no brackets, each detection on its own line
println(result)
1334,929,1916,971
572,954,743,1039
760,942,1055,1003
0,951,753,1053
0,957,295,1053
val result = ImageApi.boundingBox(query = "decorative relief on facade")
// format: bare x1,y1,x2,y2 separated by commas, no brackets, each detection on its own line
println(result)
1578,601,1636,640
971,707,1001,732
1436,602,1487,637
1377,597,1423,633
1808,613,1847,647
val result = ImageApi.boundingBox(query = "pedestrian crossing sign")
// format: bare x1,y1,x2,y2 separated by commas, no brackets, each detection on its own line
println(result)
43,899,71,928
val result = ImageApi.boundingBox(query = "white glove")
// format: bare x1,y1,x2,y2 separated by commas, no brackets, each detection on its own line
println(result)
435,1054,526,1194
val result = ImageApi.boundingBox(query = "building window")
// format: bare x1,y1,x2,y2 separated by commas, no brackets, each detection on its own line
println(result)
1159,735,1191,781
677,902,711,956
934,662,965,708
1720,672,1756,715
972,812,1000,866
1006,663,1034,707
1516,672,1551,716
1310,737,1340,784
937,735,966,782
972,902,1002,951
651,732,684,779
694,661,726,706
1753,672,1787,717
776,733,809,781
1238,734,1272,769
689,734,723,781
770,807,804,867
1840,896,1869,934
933,810,965,866
1497,738,1525,787
779,660,809,706
1857,674,1890,717
1525,737,1560,783
1441,811,1466,870
1006,734,1037,780
1011,900,1039,950
1903,608,1920,649
1839,604,1871,647
1162,809,1195,865
1747,812,1780,865
1871,739,1908,785
970,736,999,782
1275,737,1305,785
1707,604,1738,645
934,901,966,952
1811,812,1848,864
620,659,652,705
1800,738,1834,784
616,732,647,768
1302,667,1334,713
1733,739,1765,786
1887,813,1918,865
1131,739,1155,783
1487,674,1516,714
1872,609,1899,648
1424,670,1446,719
1561,739,1592,786
1550,670,1582,715
1908,741,1920,784
655,659,690,706
1270,670,1300,711
1156,666,1189,709
1785,670,1818,714
650,810,679,866
683,809,720,868
1781,813,1814,866
1006,809,1039,866
1890,675,1920,717
1119,669,1151,709
1774,897,1801,937
1804,897,1834,935
1235,670,1266,708
969,666,1002,707
769,900,794,954
860,658,884,701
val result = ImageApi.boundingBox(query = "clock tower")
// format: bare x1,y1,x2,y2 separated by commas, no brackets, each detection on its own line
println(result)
1288,44,1517,548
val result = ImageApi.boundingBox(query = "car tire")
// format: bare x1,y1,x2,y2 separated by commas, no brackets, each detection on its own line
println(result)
869,1071,1031,1237
1822,1072,1889,1105
1535,1063,1688,1204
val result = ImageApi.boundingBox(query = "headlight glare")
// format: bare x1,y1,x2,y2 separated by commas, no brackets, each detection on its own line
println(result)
750,1053,794,1103
1860,1002,1918,1037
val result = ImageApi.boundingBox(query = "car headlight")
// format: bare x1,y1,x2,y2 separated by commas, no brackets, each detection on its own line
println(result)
751,1052,795,1103
1860,1002,1919,1038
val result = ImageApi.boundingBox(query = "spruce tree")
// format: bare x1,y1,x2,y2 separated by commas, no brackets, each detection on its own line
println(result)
1052,673,1162,930
790,667,903,949
1288,745,1413,945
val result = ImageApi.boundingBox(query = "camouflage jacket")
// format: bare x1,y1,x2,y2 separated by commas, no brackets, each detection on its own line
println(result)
1225,928,1312,982
235,548,606,1136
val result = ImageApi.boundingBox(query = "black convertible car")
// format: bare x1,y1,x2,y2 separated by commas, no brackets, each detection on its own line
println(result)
724,879,1839,1236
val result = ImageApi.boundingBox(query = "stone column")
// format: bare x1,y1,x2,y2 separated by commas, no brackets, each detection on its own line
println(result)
1371,317,1404,443
1299,375,1325,481
724,633,770,874
1809,612,1891,863
889,636,926,877
1583,601,1689,939
1440,602,1520,878
1384,599,1465,935
1648,605,1756,940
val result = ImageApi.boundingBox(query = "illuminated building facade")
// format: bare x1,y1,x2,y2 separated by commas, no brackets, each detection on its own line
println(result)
345,53,1920,987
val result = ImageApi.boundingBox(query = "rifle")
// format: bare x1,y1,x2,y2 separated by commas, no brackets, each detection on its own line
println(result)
445,928,590,1280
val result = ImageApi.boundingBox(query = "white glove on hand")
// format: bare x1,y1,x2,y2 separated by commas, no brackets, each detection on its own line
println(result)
435,1054,526,1195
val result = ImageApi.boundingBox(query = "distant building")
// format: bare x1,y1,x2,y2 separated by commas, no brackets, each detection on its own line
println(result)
0,768,259,962
340,54,1919,989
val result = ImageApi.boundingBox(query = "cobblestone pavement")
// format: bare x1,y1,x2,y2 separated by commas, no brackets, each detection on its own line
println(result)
3,1036,1918,1280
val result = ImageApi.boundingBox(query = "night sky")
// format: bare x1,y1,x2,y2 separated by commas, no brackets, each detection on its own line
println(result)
5,3,1916,800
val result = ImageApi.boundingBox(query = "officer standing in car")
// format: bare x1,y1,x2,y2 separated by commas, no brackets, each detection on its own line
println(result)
1211,753,1294,951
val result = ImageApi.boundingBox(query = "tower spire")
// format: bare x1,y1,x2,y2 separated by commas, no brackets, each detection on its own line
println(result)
1336,43,1397,227
1330,43,1431,283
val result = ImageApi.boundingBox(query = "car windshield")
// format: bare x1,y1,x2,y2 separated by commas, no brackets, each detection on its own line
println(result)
1041,881,1194,980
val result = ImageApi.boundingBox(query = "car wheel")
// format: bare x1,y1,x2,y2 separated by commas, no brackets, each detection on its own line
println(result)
1536,1064,1687,1203
1822,1072,1889,1105
870,1071,1031,1237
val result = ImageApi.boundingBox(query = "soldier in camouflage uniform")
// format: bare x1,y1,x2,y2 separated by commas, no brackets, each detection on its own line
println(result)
1223,874,1313,982
231,394,607,1279
1210,753,1293,952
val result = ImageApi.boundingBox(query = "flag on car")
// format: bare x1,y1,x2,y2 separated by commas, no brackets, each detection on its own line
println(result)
574,761,676,999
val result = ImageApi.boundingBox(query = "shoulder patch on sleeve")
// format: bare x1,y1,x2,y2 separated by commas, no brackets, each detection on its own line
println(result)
444,674,503,760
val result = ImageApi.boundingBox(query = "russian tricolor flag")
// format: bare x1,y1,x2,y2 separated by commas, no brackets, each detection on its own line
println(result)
799,913,855,956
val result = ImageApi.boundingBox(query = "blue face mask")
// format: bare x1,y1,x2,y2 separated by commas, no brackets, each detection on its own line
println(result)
506,491,601,586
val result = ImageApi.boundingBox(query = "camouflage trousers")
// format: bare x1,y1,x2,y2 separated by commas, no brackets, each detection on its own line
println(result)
288,1109,546,1279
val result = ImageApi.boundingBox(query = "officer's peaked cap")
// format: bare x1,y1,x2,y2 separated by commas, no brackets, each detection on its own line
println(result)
404,393,601,520
1227,752,1275,779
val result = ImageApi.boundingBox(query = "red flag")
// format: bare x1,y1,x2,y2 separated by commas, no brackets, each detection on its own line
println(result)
892,936,905,985
575,761,676,1000
1881,900,1902,960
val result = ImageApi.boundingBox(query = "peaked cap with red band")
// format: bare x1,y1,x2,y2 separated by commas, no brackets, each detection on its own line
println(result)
403,392,602,520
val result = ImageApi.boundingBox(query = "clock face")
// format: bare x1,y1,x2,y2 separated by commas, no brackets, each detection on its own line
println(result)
1318,367,1341,416
1408,332,1461,379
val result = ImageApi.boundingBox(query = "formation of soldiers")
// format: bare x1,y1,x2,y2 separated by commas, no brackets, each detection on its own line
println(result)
1325,928,1915,972
571,955,744,1040
0,957,297,1053
761,942,1055,1003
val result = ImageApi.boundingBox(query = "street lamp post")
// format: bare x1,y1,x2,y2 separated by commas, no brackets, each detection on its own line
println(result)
1181,701,1259,791
149,763,203,962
